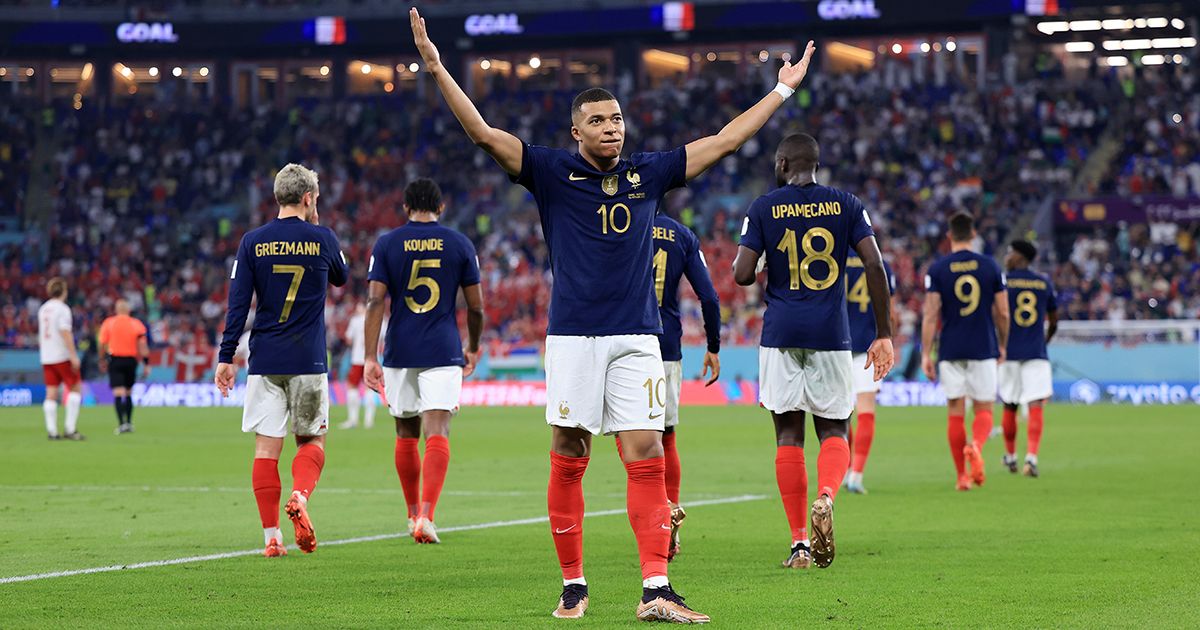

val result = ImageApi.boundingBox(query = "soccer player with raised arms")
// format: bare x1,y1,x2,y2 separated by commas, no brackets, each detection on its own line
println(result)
843,251,897,494
733,133,895,570
412,7,815,622
999,240,1057,478
362,178,484,545
215,163,349,557
921,212,1010,491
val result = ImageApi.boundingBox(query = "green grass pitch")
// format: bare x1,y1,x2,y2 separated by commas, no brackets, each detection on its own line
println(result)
1,404,1197,628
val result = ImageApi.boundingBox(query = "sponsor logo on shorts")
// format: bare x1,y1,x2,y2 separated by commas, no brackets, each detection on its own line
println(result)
649,412,663,420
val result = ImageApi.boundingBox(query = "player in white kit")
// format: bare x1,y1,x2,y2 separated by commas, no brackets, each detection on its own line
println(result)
339,303,381,430
38,277,84,441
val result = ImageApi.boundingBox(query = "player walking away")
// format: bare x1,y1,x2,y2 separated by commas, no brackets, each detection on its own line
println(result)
38,277,84,441
733,134,895,571
98,299,149,434
649,207,722,561
920,212,1010,491
843,252,897,494
215,164,349,557
999,240,1057,478
362,178,484,545
412,7,814,621
339,302,381,430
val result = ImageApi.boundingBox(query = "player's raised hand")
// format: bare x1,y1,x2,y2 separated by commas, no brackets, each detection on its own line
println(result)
364,358,384,393
865,338,894,382
702,351,721,387
777,40,816,90
921,354,937,382
410,8,441,71
463,348,481,379
214,362,236,398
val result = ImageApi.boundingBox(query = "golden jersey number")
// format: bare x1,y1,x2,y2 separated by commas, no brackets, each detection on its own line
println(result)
778,227,838,291
272,264,306,323
954,275,981,316
1014,290,1038,327
653,248,668,306
405,259,442,314
642,377,666,409
847,273,870,313
597,203,631,235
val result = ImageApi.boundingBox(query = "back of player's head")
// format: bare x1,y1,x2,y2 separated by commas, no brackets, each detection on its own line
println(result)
115,298,131,315
948,211,975,243
776,133,820,171
405,178,443,215
571,87,617,120
274,163,319,207
46,277,67,299
1010,239,1038,263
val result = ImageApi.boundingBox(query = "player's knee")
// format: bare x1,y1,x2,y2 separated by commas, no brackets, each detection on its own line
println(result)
295,434,325,449
421,411,452,437
1030,399,1046,408
618,433,663,462
395,416,421,438
814,417,849,442
552,426,592,458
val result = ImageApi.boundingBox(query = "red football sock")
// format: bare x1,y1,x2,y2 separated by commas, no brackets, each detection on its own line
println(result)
850,412,875,474
1002,407,1018,456
395,437,421,518
252,457,281,529
774,445,808,542
291,443,325,499
420,435,450,521
817,436,850,500
548,452,589,580
625,456,671,580
972,406,994,451
947,414,967,476
662,431,681,504
1027,405,1044,456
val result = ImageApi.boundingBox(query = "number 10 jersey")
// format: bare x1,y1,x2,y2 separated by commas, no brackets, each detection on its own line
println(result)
740,183,875,351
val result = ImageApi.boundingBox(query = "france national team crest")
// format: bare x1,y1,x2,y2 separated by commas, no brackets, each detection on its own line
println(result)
626,170,641,188
602,174,619,196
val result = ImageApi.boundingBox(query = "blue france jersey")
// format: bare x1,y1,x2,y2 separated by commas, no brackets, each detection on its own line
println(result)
368,221,481,369
653,213,721,362
845,253,896,354
925,250,1006,361
740,183,875,350
1005,268,1057,361
511,144,687,336
219,217,349,374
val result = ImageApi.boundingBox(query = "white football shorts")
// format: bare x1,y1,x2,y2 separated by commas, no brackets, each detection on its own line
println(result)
851,352,882,395
242,374,330,438
998,359,1053,405
383,366,463,417
663,360,682,429
759,347,854,419
938,359,998,401
544,335,666,435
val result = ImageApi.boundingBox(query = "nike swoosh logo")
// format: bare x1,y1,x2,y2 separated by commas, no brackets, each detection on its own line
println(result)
649,413,663,420
568,173,588,181
660,524,672,530
554,524,578,534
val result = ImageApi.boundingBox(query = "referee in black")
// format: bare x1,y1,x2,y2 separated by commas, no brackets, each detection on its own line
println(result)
98,299,150,434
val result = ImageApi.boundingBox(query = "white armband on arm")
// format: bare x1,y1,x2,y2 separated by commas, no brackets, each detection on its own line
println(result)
772,82,795,100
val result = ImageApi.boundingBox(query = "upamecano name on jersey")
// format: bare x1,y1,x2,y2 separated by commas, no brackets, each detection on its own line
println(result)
771,201,843,219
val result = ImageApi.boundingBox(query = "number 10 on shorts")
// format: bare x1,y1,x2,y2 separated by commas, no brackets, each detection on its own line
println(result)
643,377,666,409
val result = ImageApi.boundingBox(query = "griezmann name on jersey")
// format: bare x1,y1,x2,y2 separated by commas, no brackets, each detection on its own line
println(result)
1005,268,1057,361
219,217,349,374
845,252,896,354
653,213,721,362
511,144,687,336
739,183,875,351
925,250,1006,361
368,221,481,368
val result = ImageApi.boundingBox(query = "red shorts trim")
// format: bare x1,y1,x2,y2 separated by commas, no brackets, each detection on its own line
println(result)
43,361,81,388
347,364,365,387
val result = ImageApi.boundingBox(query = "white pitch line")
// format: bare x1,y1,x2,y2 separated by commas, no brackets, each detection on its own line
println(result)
0,485,738,500
0,494,767,585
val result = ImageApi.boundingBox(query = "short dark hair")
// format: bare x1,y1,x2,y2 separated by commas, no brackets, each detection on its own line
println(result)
1010,239,1038,263
405,178,443,214
948,212,975,243
46,277,67,299
777,133,820,168
571,87,617,118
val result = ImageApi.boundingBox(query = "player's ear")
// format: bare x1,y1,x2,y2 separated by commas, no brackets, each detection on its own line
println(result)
437,203,446,215
570,125,581,142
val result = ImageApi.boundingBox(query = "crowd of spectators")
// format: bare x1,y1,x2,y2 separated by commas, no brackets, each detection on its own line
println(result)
1103,64,1200,197
1,62,1198,374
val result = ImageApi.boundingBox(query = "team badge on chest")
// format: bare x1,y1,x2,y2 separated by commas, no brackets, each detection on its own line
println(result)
602,175,619,196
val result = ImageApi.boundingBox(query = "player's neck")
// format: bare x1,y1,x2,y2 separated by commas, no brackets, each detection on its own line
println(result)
277,205,307,221
579,149,619,172
408,211,439,223
949,241,973,253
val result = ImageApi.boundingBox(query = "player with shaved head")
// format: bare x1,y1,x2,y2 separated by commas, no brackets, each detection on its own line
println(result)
99,298,150,434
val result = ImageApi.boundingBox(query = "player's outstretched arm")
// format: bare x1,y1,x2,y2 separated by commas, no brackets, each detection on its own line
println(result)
920,292,941,381
363,280,388,392
462,284,485,378
992,290,1010,363
854,236,895,381
684,40,815,181
216,240,254,396
411,8,523,176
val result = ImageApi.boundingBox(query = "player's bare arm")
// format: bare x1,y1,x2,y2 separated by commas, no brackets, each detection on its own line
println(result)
732,246,761,286
138,336,150,364
411,8,523,176
921,292,941,381
854,235,895,381
61,329,80,371
462,283,484,378
363,280,388,392
98,340,109,373
683,40,815,181
1045,309,1059,344
992,290,1010,363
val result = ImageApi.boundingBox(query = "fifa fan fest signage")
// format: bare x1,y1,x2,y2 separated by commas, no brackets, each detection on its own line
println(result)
116,22,178,43
464,14,523,36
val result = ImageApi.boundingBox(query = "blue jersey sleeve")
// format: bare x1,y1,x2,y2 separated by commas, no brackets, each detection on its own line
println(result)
460,236,482,287
991,260,1007,293
218,237,255,364
848,195,875,247
635,147,688,194
739,197,766,253
682,231,721,354
368,236,390,286
326,228,349,287
925,267,941,294
510,143,555,195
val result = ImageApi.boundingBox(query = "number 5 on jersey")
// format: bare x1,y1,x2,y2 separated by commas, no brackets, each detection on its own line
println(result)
406,259,442,314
